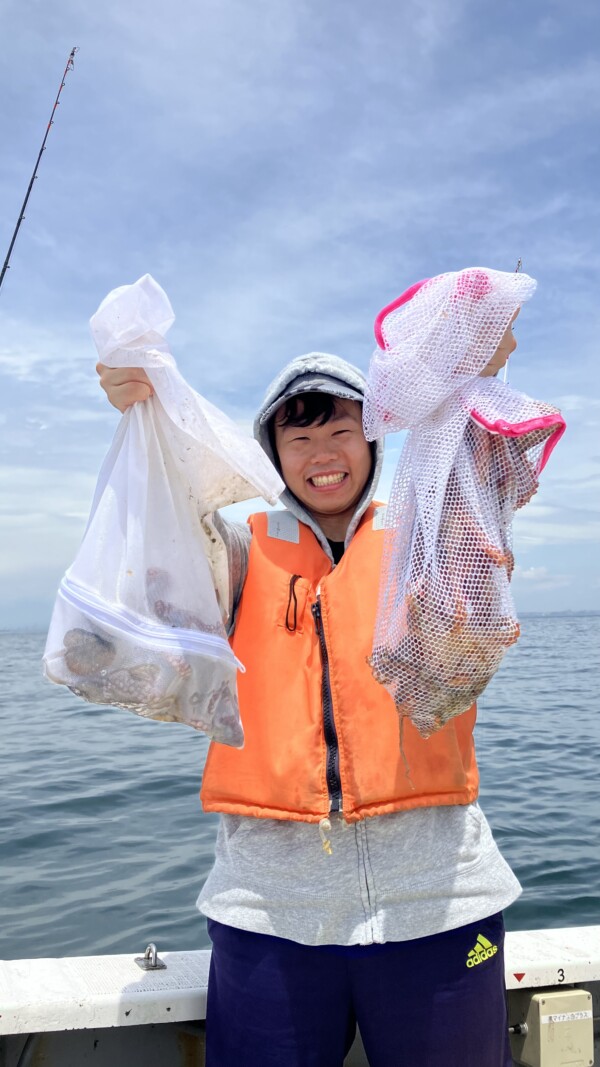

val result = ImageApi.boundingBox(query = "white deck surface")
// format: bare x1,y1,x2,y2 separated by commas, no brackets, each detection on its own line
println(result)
0,949,210,1035
504,925,600,989
1,926,600,1036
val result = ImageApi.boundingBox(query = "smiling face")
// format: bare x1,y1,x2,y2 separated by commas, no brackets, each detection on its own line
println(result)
272,395,373,541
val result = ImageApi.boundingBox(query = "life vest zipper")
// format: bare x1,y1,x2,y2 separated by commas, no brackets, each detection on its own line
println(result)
311,594,342,813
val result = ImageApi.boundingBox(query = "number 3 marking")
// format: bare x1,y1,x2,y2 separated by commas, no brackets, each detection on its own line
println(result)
557,968,565,983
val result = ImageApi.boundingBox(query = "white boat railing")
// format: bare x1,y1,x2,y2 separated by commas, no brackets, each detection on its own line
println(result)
1,926,599,1066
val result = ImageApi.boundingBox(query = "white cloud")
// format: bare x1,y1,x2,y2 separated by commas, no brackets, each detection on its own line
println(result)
513,564,570,591
0,318,94,385
431,60,600,160
0,464,96,525
514,513,600,547
554,395,600,413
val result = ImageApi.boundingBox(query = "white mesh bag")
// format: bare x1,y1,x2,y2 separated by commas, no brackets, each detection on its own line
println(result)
43,275,284,745
363,268,566,737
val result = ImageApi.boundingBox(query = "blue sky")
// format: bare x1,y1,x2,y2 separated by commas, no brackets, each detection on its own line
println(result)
1,0,599,627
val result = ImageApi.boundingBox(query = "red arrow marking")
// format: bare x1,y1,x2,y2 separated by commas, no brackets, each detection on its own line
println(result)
513,973,526,983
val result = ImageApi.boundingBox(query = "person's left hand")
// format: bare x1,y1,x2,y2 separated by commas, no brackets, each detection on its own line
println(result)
479,309,519,377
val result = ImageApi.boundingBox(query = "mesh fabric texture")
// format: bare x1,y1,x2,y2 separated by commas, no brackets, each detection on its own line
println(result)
363,268,565,736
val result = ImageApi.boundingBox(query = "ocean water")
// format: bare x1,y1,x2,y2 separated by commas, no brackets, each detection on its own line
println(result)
1,616,598,961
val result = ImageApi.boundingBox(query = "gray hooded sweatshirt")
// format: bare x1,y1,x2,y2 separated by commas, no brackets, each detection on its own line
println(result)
197,353,520,946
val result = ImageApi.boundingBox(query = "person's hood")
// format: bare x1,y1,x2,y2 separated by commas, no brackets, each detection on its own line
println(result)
253,352,384,557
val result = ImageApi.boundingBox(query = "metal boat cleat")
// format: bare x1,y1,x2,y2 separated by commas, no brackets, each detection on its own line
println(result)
134,943,167,971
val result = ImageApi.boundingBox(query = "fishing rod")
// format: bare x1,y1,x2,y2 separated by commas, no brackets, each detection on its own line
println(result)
0,46,79,294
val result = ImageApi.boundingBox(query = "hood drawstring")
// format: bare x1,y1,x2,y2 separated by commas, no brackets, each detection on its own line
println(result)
318,817,333,855
285,574,301,633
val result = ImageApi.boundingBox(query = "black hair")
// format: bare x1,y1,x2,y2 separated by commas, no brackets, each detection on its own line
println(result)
268,393,341,466
275,391,350,428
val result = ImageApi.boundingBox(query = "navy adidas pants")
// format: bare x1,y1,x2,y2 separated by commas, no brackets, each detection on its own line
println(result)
206,913,512,1066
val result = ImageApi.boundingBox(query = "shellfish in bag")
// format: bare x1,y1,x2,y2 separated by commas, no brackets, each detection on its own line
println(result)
43,275,284,745
363,268,565,738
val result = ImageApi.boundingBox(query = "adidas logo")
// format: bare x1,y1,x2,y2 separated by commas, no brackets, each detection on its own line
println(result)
466,933,498,968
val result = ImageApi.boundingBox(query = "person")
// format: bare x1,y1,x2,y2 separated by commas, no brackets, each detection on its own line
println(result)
97,319,520,1067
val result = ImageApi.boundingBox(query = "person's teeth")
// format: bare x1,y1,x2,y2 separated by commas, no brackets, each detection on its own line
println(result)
311,473,346,486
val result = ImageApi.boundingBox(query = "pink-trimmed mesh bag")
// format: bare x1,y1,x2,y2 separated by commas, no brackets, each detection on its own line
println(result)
363,268,565,737
43,275,284,745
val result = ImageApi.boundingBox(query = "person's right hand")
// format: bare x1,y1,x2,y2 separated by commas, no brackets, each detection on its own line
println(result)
96,363,154,413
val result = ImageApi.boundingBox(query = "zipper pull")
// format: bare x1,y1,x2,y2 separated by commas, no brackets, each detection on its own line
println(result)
318,817,333,855
312,586,323,630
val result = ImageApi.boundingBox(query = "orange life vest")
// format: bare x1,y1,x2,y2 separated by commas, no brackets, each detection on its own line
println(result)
201,505,479,823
